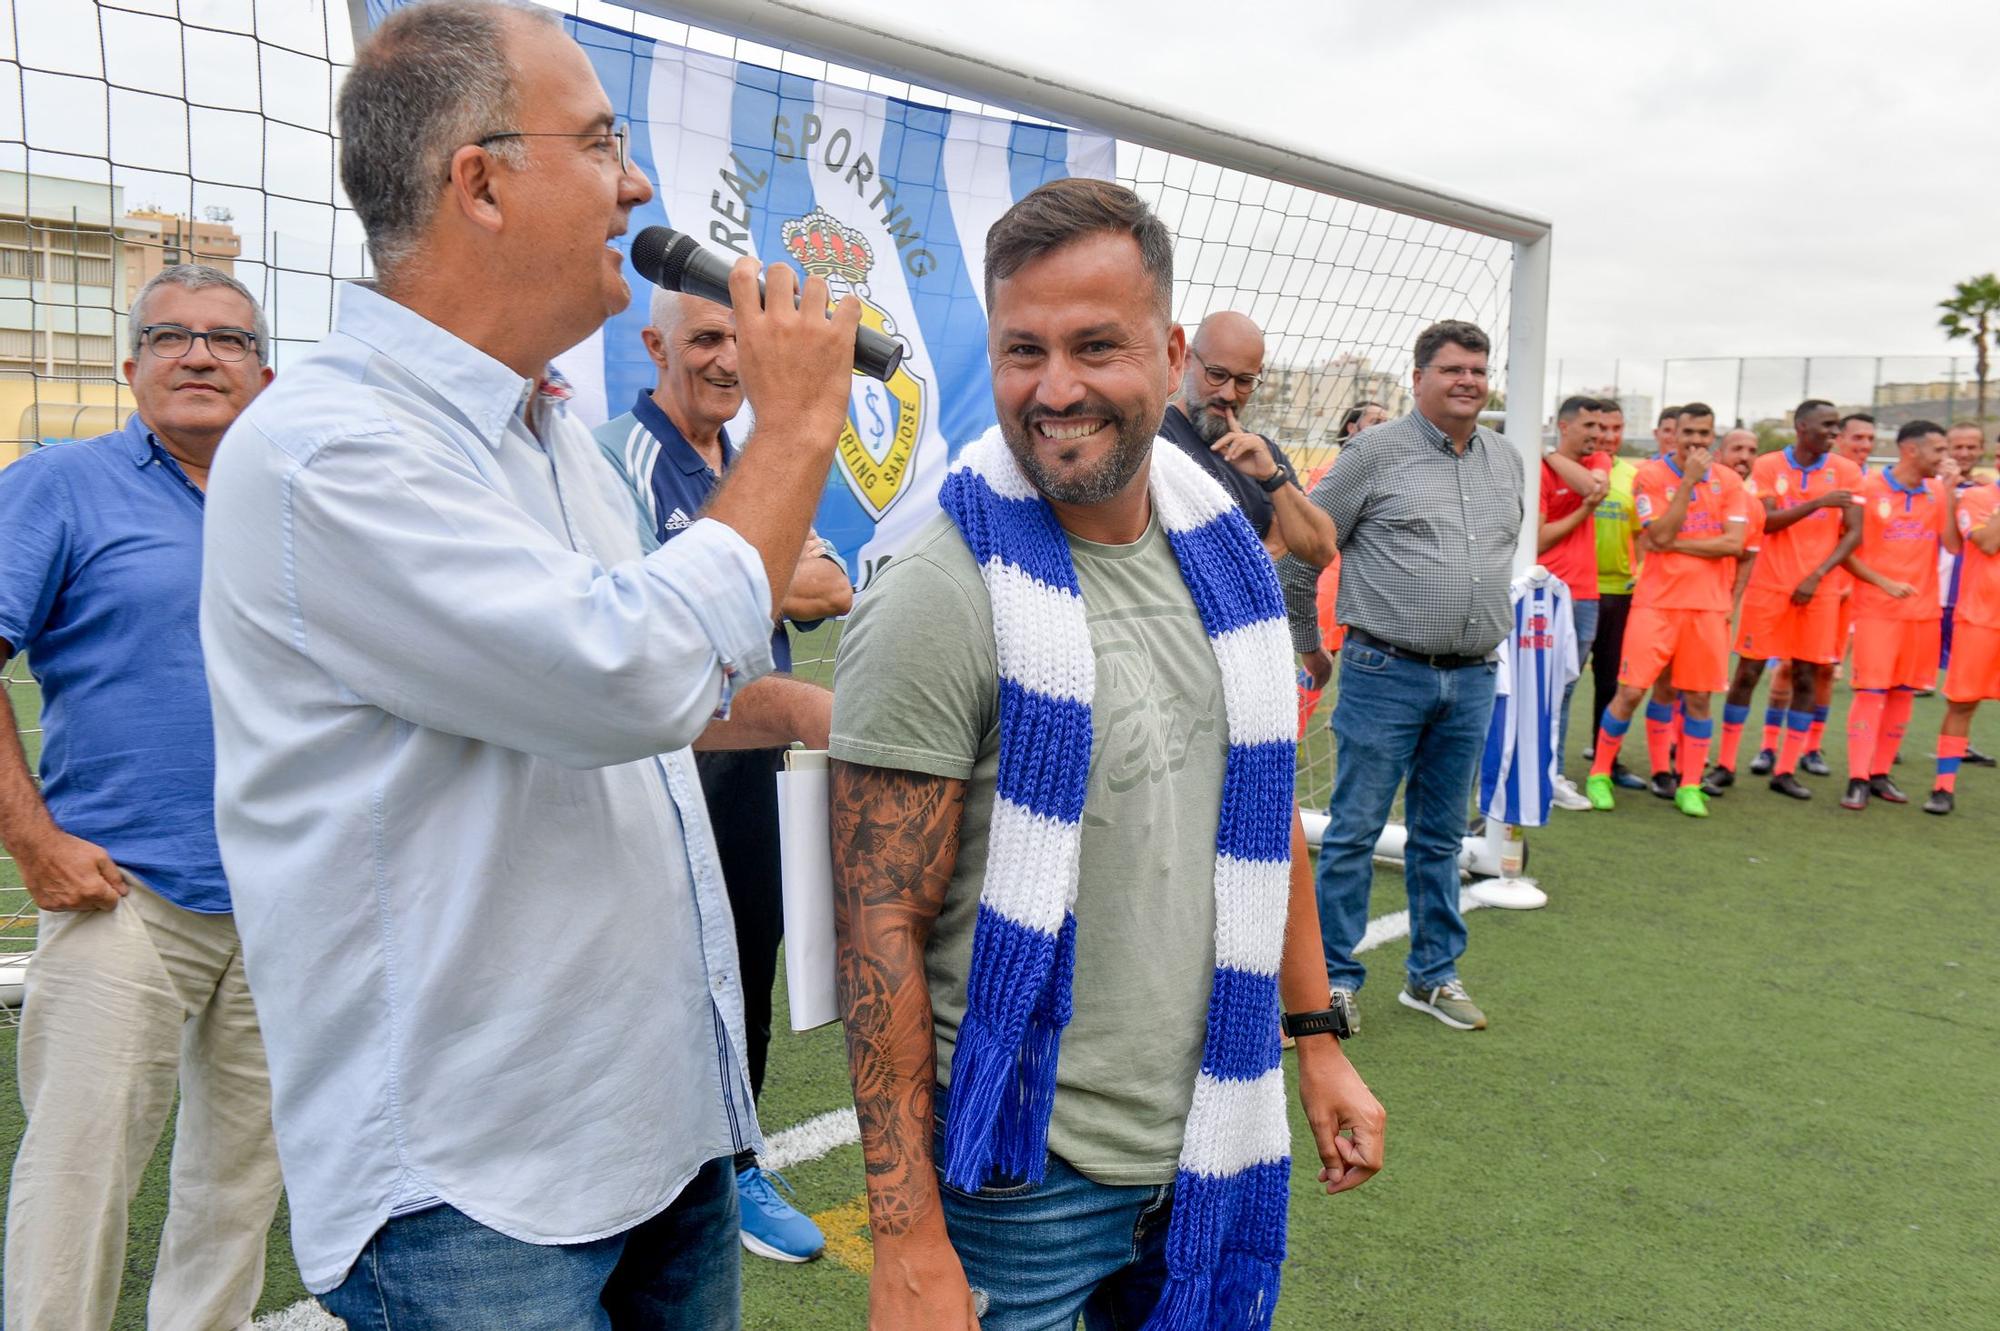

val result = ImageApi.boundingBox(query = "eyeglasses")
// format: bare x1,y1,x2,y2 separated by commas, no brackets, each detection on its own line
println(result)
1191,351,1263,394
139,324,260,361
474,121,631,172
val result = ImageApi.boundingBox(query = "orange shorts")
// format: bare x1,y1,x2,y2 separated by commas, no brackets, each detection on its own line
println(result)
1836,593,1855,649
1944,620,2000,703
1620,605,1731,693
1735,584,1844,664
1850,616,1941,692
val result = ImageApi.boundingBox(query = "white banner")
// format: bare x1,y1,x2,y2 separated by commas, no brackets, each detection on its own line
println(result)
558,15,1116,587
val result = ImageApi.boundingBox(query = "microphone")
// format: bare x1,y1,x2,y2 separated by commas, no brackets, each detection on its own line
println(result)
628,226,905,383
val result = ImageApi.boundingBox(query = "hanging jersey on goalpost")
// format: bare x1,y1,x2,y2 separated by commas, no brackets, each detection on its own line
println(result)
1480,573,1580,828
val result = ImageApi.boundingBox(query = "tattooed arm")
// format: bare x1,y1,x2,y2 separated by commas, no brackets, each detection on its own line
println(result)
831,759,981,1331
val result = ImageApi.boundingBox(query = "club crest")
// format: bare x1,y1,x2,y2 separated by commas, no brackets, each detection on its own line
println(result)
781,208,926,521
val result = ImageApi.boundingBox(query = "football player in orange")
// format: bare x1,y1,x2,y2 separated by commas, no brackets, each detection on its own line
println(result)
1938,421,2000,767
1839,421,1959,810
1585,404,1747,816
1807,412,1880,761
1834,412,1877,470
1931,461,2000,814
1653,405,1680,461
1735,417,1875,777
1747,413,1877,778
1704,429,1766,782
1719,400,1865,799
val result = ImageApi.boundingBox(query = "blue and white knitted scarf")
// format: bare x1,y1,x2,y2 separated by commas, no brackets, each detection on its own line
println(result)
937,425,1297,1330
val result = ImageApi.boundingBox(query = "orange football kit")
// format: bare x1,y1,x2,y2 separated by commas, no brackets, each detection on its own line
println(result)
1736,448,1866,664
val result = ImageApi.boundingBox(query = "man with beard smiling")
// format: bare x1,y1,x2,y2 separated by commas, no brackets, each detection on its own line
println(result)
1159,311,1335,565
595,288,851,1265
827,178,1382,1330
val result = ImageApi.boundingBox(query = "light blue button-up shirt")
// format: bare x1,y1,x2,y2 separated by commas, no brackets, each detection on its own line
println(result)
200,284,772,1293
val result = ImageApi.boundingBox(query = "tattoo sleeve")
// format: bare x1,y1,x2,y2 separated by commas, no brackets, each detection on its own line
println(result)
830,759,966,1241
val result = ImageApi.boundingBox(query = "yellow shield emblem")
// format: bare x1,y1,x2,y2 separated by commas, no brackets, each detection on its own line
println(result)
780,207,927,522
837,302,926,521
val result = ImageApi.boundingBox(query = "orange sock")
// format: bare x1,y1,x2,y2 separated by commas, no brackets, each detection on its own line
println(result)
1847,690,1886,781
1776,711,1813,776
1644,702,1675,776
1592,711,1632,779
1717,703,1750,773
1873,690,1914,777
1937,734,1968,793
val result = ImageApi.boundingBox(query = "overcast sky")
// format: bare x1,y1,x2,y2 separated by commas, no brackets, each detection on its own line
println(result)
789,0,2000,366
13,0,1999,403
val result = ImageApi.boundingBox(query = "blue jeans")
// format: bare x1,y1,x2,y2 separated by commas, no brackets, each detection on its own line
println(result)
319,1156,741,1330
1558,596,1600,775
935,1091,1173,1331
1317,642,1499,993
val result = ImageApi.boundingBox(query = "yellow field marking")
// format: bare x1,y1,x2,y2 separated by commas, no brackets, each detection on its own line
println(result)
810,1194,874,1276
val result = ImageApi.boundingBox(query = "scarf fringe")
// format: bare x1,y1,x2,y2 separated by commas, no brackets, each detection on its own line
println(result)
1142,1252,1281,1331
989,1010,1060,1180
938,1010,1019,1192
990,913,1073,1179
1141,1273,1212,1331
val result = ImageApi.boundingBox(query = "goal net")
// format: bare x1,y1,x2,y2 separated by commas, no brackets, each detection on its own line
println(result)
0,0,1545,1011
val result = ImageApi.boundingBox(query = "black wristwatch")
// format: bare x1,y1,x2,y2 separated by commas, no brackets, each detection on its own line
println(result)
1257,466,1292,493
1282,1006,1352,1040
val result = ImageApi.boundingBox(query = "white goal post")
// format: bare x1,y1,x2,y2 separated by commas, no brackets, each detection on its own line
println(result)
615,0,1554,874
616,0,1553,566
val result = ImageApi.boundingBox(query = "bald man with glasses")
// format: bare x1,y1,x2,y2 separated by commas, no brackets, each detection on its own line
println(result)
1160,311,1336,566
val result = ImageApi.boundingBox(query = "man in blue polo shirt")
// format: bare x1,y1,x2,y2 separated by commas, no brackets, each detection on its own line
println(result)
596,287,851,1264
0,265,283,1331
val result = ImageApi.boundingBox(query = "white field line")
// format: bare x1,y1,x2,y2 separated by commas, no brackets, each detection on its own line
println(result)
1355,887,1486,954
252,890,1491,1330
761,1105,863,1172
255,1300,342,1330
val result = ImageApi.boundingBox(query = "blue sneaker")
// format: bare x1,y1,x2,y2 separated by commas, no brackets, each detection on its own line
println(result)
737,1165,825,1262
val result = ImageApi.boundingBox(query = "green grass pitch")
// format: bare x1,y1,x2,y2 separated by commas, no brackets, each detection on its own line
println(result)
1,653,1996,1328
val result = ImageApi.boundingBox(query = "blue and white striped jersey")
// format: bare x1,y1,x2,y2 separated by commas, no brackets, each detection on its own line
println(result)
1479,573,1580,828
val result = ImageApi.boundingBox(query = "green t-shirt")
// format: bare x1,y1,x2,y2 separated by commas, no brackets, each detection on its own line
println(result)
828,511,1227,1186
1594,456,1643,595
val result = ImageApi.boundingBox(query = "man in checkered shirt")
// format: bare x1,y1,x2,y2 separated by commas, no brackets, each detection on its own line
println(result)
1278,320,1525,1033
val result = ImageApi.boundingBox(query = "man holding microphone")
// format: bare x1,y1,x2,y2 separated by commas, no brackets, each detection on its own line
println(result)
202,1,859,1323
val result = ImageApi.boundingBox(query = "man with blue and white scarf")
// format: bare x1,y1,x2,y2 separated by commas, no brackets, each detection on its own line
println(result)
829,178,1385,1331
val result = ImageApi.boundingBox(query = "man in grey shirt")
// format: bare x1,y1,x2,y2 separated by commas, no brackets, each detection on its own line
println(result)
829,178,1383,1331
1278,320,1524,1033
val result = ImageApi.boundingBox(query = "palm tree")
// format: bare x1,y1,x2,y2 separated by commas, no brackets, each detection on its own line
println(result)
1940,273,2000,433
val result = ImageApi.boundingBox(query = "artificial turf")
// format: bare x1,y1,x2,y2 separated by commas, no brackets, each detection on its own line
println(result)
1,664,1996,1328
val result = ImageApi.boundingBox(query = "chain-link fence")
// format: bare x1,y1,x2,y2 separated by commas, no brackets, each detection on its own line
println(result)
1551,355,1998,448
